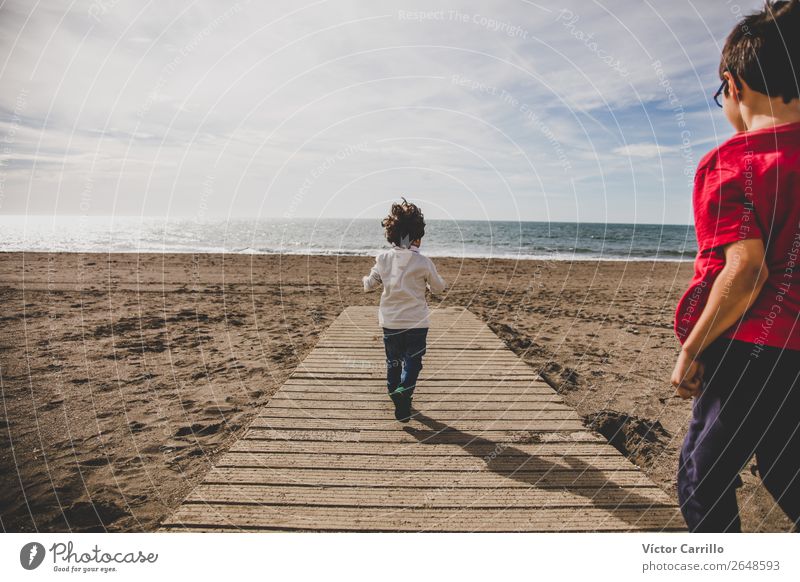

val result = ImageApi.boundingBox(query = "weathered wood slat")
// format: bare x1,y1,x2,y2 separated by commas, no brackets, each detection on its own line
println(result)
283,384,553,396
294,368,539,374
256,408,581,420
184,484,676,507
215,452,641,471
159,306,683,532
267,393,572,412
247,418,587,431
199,466,657,488
302,360,528,366
265,400,573,410
296,364,535,370
310,348,516,353
291,375,543,381
228,440,621,456
269,392,565,402
280,383,555,392
161,505,686,532
241,428,604,443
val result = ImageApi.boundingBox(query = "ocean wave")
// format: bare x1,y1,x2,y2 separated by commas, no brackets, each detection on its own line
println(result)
0,216,696,262
0,247,693,262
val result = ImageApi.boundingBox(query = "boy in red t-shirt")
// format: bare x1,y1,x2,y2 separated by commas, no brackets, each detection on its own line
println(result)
672,0,800,532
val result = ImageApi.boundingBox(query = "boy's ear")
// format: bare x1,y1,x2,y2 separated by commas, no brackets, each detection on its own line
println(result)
723,71,742,103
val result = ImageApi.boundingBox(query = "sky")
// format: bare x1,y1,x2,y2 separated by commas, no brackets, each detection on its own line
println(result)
0,0,763,224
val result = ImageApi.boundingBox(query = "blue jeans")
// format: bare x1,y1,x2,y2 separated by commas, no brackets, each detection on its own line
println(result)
677,338,800,532
382,327,428,396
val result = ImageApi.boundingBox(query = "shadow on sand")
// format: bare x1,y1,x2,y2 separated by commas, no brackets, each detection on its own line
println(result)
402,410,682,531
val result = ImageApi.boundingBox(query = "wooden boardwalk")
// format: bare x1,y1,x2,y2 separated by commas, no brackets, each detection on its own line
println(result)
159,306,684,532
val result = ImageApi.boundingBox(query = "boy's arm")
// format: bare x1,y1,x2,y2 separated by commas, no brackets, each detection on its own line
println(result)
363,261,382,292
671,238,768,398
426,259,447,294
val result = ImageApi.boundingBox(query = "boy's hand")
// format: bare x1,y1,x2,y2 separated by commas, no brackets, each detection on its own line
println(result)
671,349,705,399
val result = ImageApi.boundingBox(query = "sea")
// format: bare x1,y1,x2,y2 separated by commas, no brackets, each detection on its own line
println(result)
0,216,697,261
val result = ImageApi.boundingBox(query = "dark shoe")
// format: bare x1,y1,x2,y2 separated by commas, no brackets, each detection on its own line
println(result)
389,387,411,422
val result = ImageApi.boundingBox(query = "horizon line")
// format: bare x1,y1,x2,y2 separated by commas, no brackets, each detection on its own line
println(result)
0,214,695,228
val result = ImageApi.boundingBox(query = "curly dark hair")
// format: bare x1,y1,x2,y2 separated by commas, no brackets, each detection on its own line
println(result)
720,0,800,104
381,197,425,247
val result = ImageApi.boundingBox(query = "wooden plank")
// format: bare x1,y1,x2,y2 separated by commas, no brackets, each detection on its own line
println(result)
228,440,621,456
160,505,686,532
313,334,509,338
265,399,573,410
297,350,524,355
256,409,581,420
315,344,508,349
269,393,566,402
241,429,605,443
214,452,641,472
294,367,538,373
269,390,562,400
288,372,540,378
280,385,553,391
199,466,658,488
282,379,553,387
302,355,525,361
247,418,588,431
297,362,534,369
183,484,676,508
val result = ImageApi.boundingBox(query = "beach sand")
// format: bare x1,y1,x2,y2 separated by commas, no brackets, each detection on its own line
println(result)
0,252,793,532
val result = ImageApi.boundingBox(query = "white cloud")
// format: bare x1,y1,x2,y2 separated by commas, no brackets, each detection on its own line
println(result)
0,0,763,222
612,143,678,158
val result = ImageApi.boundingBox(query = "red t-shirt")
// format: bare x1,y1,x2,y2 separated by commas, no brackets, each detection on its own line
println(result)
675,120,800,352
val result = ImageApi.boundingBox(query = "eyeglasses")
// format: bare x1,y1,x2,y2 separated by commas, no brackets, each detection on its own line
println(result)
713,79,727,108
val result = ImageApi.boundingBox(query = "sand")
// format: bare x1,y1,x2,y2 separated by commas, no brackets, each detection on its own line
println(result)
0,252,793,532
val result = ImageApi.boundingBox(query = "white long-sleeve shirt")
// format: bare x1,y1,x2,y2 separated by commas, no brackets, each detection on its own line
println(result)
362,244,447,329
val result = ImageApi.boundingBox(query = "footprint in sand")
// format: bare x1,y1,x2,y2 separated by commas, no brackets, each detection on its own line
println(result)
173,422,223,437
78,457,111,467
39,399,64,412
51,500,129,532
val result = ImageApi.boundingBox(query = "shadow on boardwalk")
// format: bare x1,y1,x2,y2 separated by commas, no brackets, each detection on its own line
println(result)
404,410,678,531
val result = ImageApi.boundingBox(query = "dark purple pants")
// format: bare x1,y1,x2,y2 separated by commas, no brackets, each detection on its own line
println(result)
677,338,800,532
